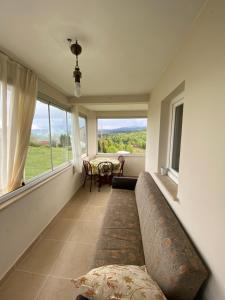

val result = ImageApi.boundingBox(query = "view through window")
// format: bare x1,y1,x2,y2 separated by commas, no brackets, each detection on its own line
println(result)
168,100,183,180
171,103,183,172
97,118,147,154
50,105,69,167
25,100,72,181
79,115,87,155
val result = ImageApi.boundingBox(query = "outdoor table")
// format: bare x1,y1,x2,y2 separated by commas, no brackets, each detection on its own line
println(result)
89,157,120,175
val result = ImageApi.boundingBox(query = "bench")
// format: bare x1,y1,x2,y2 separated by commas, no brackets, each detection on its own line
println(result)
78,172,208,300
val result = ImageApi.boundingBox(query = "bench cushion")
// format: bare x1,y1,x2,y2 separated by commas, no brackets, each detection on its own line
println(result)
92,189,145,268
135,172,208,300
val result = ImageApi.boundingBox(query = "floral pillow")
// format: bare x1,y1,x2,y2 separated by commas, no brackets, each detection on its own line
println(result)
71,265,167,300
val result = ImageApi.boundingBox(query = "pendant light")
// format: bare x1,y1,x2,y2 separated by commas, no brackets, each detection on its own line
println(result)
68,39,82,97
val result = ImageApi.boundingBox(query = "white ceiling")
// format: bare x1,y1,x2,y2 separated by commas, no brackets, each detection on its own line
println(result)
81,103,148,112
0,0,205,97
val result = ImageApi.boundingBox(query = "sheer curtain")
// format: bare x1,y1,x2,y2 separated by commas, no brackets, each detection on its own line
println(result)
71,104,82,172
0,53,38,194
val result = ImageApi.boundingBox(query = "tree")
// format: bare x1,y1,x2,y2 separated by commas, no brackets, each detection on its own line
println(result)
59,134,71,147
98,130,147,154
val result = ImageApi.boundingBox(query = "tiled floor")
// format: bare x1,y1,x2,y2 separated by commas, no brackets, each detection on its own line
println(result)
0,184,111,300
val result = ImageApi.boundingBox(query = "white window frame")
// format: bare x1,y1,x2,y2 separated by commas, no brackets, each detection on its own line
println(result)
167,94,184,184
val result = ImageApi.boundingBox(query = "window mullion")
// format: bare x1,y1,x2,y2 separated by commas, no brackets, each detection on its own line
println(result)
66,112,69,161
48,104,53,171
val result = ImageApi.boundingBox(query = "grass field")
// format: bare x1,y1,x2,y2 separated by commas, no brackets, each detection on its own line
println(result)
25,146,72,180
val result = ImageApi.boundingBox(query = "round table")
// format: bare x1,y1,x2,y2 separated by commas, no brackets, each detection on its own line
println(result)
89,157,120,175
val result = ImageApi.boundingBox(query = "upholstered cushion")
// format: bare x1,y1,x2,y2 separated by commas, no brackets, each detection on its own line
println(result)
92,189,144,268
72,265,167,300
135,172,208,300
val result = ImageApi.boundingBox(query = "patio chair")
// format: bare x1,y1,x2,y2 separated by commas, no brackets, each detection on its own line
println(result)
83,160,94,192
97,161,114,192
113,155,125,176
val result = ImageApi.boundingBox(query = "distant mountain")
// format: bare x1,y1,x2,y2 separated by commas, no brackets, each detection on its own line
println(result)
31,126,146,140
98,126,146,134
31,129,49,139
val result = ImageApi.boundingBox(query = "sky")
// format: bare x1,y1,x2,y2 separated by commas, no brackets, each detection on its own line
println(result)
32,101,68,131
98,118,147,130
31,101,147,131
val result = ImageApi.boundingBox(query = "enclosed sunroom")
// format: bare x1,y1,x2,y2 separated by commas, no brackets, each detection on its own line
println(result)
0,0,225,299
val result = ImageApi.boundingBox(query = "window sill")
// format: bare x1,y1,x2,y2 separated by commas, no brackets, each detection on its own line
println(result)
152,173,178,202
0,163,73,211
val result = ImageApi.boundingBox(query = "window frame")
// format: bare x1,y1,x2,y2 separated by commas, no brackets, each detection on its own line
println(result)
96,116,147,156
167,95,184,184
78,113,88,156
24,98,73,183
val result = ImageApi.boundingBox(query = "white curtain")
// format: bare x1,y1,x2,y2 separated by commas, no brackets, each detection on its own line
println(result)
71,104,82,172
0,53,38,194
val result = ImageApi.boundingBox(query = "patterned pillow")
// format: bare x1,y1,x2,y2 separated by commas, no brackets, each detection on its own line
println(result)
71,265,167,300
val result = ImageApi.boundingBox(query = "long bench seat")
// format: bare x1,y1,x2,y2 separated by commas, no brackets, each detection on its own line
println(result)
78,172,208,300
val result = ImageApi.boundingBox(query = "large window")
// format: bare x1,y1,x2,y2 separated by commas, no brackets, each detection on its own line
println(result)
168,99,184,183
25,100,72,181
97,118,147,154
79,115,87,155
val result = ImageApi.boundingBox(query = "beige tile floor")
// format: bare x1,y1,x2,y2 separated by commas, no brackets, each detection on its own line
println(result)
0,184,111,300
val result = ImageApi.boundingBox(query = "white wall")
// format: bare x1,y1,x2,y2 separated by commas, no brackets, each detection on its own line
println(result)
0,166,82,280
146,0,225,298
87,111,97,159
122,156,145,177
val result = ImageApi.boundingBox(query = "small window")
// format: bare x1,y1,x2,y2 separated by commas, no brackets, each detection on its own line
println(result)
97,118,147,154
168,100,183,183
79,115,87,155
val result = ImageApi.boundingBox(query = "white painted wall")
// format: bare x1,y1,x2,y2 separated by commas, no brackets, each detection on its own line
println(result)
146,0,225,298
87,111,97,159
0,166,82,280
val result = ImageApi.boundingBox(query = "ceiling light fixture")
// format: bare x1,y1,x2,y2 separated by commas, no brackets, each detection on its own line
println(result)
68,39,82,97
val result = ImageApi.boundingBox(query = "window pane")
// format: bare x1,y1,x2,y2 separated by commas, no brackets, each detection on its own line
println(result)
97,118,147,154
79,116,87,155
25,101,51,180
171,104,183,172
50,105,68,168
67,112,73,160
